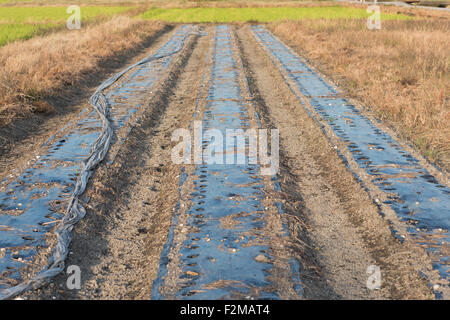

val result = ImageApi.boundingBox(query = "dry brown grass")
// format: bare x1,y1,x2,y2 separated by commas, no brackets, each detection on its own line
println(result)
270,18,450,170
347,1,450,19
0,16,167,127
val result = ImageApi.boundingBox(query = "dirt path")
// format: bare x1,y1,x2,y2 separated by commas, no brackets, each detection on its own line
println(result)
1,24,448,300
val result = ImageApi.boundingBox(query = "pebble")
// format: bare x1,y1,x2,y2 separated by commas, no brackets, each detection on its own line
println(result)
254,254,269,263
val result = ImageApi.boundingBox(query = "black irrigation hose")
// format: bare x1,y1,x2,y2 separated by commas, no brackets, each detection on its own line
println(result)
0,25,203,300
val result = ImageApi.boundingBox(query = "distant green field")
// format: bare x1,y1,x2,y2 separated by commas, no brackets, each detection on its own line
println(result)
0,6,134,46
0,6,133,23
0,0,33,3
0,5,414,47
140,6,412,22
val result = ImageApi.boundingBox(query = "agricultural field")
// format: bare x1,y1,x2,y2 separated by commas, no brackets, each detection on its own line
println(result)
0,6,135,45
139,6,412,22
0,0,448,304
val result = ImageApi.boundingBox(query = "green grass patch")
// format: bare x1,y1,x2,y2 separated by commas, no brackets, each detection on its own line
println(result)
0,6,133,23
0,6,134,46
140,6,412,23
0,23,55,45
0,0,33,3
